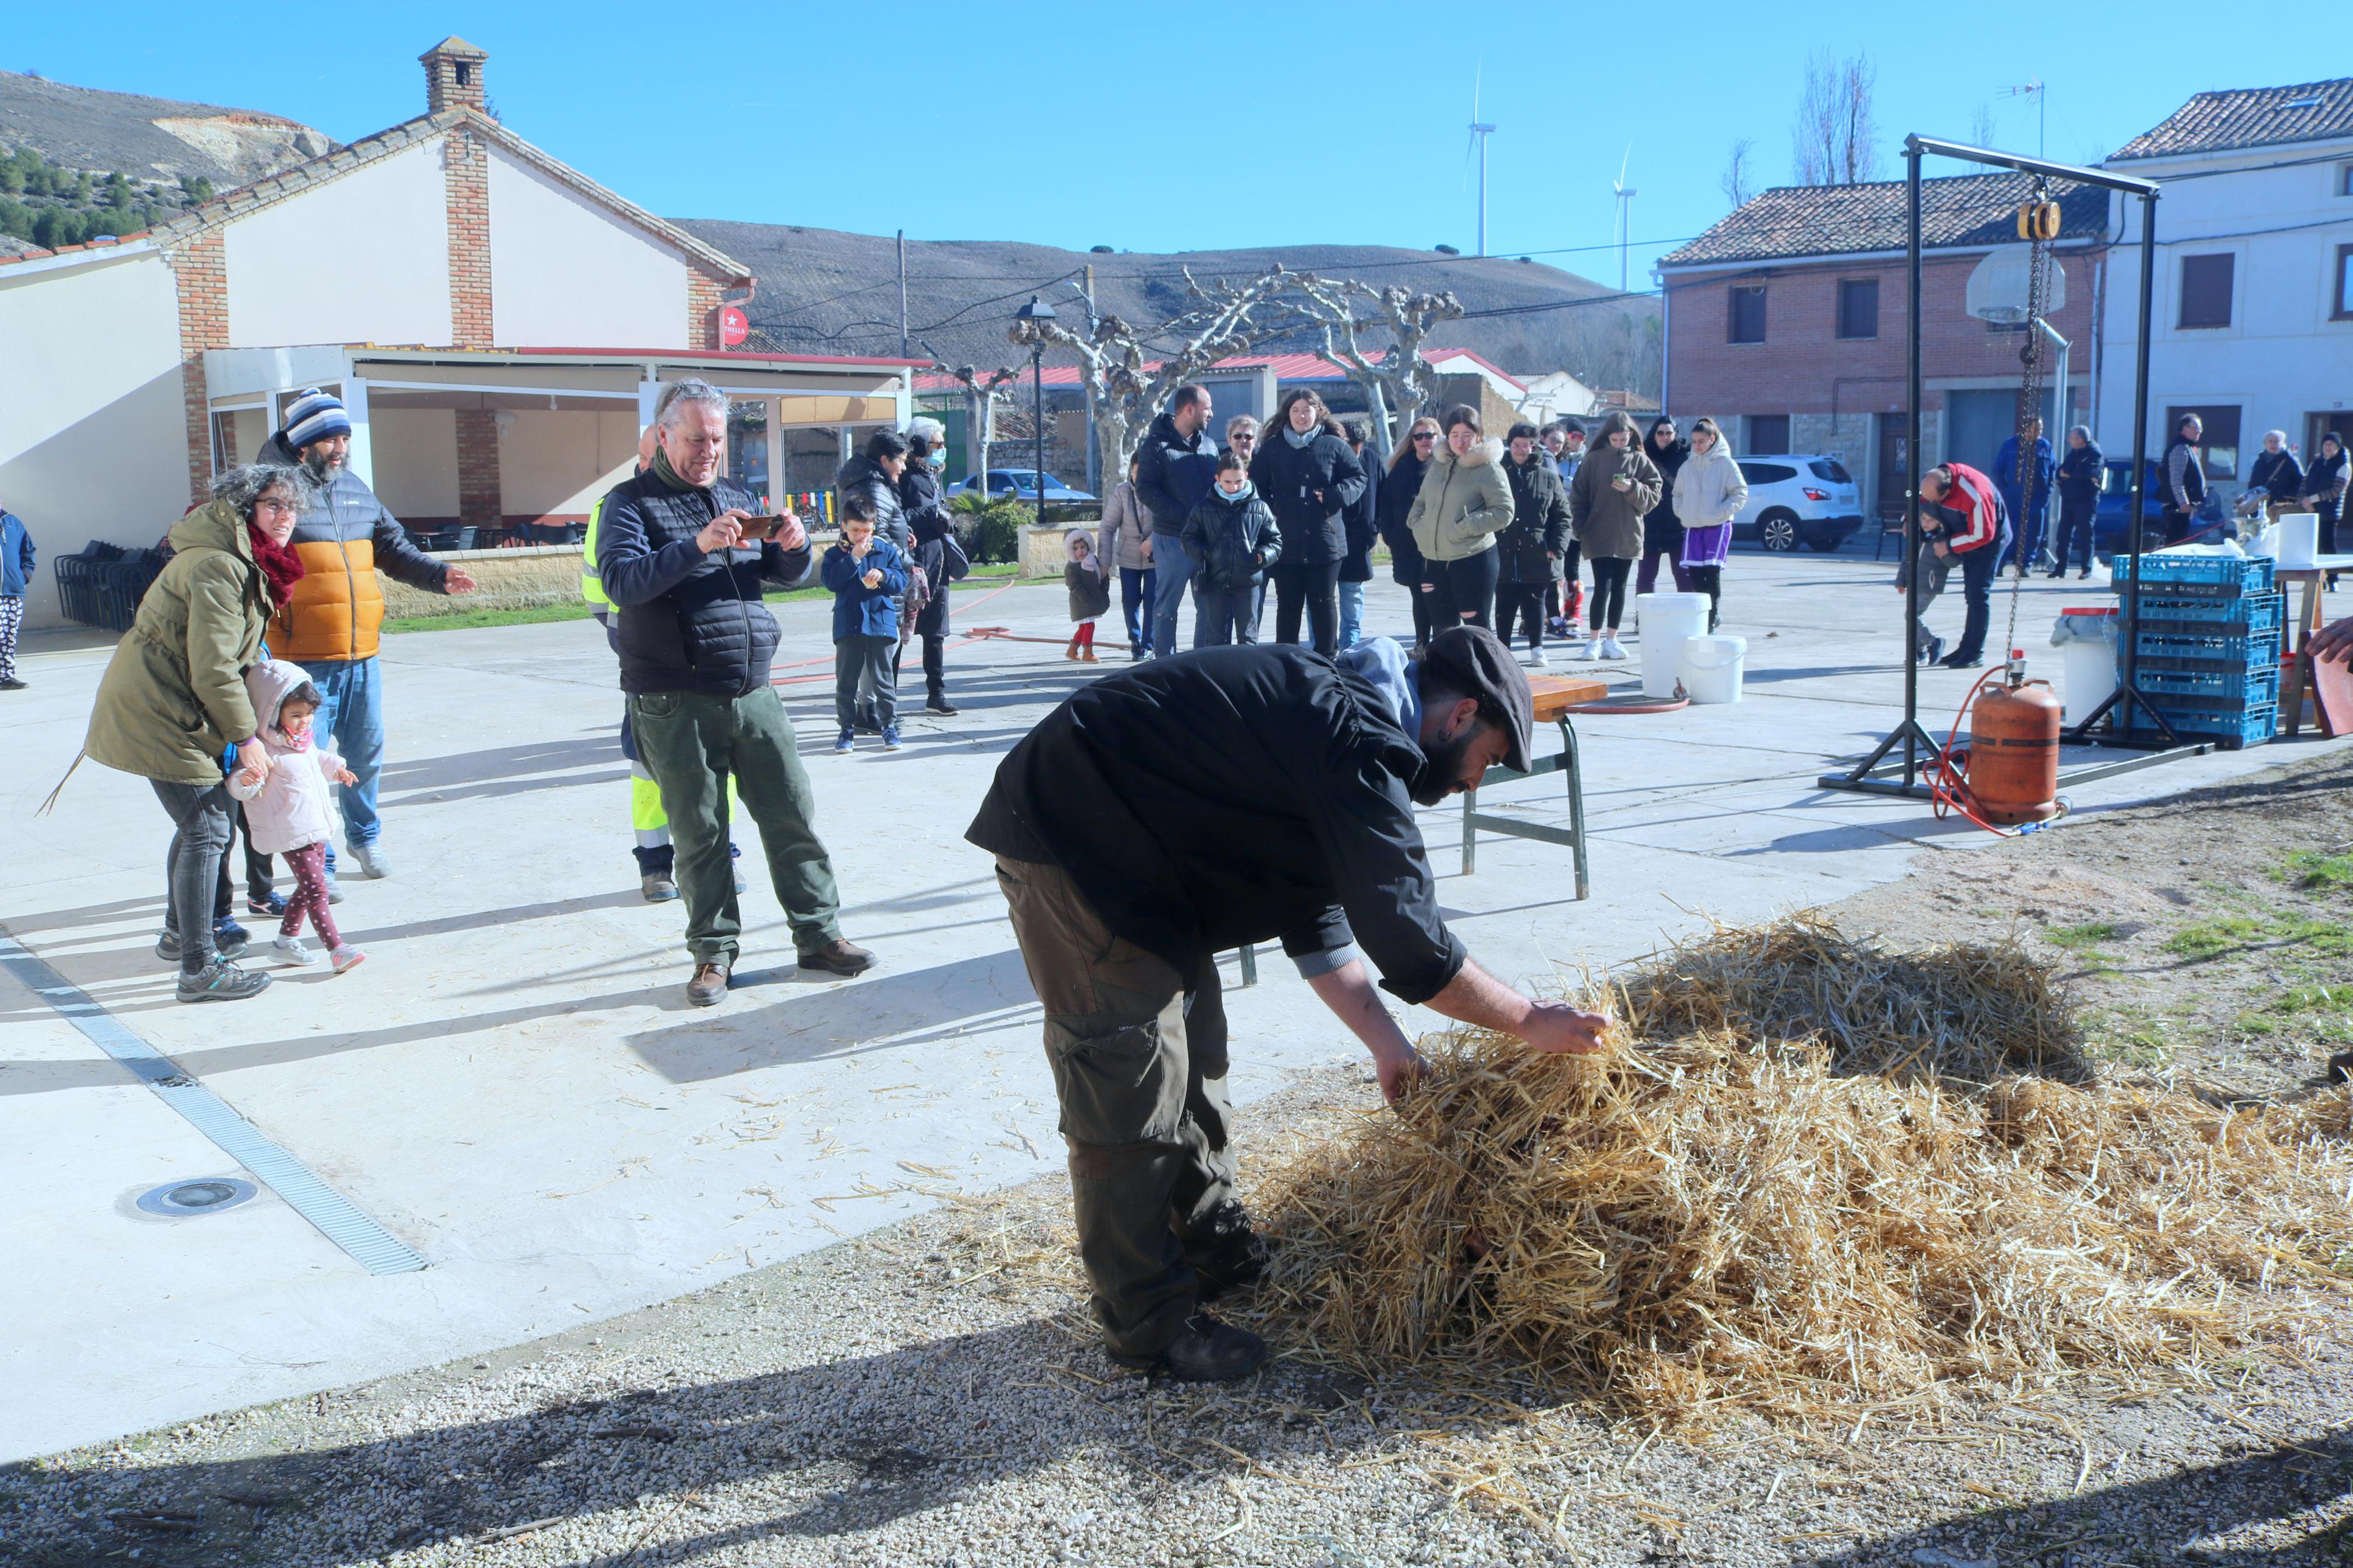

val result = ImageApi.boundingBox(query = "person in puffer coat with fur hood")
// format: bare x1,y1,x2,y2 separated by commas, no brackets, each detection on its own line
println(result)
1495,422,1571,666
1404,405,1515,631
1565,410,1662,660
227,659,365,973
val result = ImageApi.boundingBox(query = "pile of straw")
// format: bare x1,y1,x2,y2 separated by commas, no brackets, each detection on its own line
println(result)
1255,916,2353,1425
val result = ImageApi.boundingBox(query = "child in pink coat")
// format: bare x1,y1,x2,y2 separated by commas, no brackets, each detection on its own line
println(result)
228,659,365,972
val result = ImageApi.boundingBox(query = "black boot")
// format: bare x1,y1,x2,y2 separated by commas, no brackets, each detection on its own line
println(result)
1108,1314,1266,1383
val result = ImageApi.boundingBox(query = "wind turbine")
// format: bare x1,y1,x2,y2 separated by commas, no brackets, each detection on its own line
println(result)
1467,66,1496,257
1612,145,1637,291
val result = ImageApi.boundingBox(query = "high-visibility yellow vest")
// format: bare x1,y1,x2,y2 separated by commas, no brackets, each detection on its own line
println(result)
581,493,611,609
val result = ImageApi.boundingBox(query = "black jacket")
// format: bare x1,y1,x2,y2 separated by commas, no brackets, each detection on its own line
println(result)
2248,449,2305,503
966,644,1467,1002
1497,454,1571,585
595,469,816,696
2056,438,2104,506
1339,446,1380,584
899,463,952,637
1247,421,1368,566
1180,486,1282,595
1376,451,1428,586
1134,411,1221,537
836,454,913,618
1642,435,1691,550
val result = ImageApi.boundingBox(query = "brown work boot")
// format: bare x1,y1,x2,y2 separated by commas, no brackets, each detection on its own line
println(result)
686,959,730,1007
797,937,875,977
1108,1313,1267,1383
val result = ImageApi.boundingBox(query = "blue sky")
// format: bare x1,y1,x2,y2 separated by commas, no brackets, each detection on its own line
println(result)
9,0,2285,287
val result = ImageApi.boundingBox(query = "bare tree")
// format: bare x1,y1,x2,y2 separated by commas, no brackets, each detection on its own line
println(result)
1009,266,1310,486
1289,276,1466,458
1791,52,1880,186
1720,136,1758,209
1969,101,1997,148
921,348,1022,493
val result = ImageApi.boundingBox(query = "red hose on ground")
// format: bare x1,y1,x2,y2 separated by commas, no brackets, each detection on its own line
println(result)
1923,664,2024,838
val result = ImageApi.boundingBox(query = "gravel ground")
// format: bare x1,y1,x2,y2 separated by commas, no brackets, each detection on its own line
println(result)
7,757,2353,1568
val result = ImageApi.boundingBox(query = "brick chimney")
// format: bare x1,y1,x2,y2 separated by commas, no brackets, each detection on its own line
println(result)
420,36,488,115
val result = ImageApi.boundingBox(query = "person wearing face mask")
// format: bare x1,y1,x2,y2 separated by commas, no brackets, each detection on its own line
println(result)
1495,422,1571,666
1634,415,1693,596
968,623,1610,1384
835,428,918,733
2302,432,2347,586
1248,389,1366,655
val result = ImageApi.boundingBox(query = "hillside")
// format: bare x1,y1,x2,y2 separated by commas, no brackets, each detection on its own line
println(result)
676,220,1661,392
0,69,336,187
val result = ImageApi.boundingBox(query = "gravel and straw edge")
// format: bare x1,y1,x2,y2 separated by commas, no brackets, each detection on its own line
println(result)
1247,914,2353,1430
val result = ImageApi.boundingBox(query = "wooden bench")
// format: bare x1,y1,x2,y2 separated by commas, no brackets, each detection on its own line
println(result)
1460,674,1606,897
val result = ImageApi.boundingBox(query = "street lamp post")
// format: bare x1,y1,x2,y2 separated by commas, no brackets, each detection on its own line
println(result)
1015,295,1057,524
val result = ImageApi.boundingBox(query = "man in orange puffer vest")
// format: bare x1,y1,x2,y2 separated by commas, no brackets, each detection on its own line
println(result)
255,388,476,884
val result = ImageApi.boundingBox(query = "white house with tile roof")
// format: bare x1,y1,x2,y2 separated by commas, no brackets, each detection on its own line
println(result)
0,39,917,631
2096,77,2353,494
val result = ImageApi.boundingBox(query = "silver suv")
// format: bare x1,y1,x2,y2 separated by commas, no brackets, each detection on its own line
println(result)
1732,454,1865,552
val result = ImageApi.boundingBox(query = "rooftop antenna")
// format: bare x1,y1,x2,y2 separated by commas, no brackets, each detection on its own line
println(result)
1467,65,1496,257
2000,77,2045,157
1612,144,1637,291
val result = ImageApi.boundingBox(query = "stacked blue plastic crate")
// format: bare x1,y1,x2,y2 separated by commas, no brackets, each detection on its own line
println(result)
2111,554,2281,748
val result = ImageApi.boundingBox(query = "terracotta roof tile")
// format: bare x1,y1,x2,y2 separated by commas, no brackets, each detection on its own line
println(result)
2112,77,2353,160
1659,174,2107,269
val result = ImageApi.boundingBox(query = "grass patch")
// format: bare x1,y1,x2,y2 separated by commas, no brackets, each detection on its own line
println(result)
385,600,597,635
2279,849,2353,894
2165,916,2267,959
2043,922,2123,952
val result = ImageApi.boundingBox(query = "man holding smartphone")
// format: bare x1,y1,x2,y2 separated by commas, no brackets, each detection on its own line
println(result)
594,378,876,1007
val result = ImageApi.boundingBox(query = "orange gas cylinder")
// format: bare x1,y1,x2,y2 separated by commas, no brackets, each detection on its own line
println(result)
1967,678,2064,824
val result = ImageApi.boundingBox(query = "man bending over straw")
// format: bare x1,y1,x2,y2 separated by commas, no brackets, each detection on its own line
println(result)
967,625,1608,1383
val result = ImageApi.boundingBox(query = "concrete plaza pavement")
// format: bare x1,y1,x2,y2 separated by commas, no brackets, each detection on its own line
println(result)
2,548,2338,1460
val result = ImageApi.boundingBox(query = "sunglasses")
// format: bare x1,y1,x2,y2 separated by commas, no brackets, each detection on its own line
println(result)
1412,432,1437,442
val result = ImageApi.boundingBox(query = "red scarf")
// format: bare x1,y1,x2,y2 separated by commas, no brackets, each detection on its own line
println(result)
247,521,306,611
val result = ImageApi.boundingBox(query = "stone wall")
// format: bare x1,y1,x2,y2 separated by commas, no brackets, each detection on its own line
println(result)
378,545,580,620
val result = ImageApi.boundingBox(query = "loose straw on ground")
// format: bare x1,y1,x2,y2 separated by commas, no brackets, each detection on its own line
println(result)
1252,914,2353,1428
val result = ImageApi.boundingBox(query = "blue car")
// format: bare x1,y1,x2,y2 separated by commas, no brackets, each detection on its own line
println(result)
950,469,1096,503
2093,459,2167,554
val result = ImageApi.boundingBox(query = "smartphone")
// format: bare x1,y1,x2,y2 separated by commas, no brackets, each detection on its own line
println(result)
736,514,790,541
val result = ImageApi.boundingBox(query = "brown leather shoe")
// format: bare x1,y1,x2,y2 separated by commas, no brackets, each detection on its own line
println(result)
686,960,730,1007
797,937,875,977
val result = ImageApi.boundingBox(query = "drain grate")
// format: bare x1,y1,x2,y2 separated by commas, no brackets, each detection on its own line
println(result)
136,1178,258,1217
0,930,427,1275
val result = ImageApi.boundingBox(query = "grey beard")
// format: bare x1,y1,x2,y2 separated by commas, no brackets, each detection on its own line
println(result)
302,449,342,482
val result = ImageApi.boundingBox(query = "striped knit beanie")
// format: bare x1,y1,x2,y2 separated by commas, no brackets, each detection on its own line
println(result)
282,388,352,451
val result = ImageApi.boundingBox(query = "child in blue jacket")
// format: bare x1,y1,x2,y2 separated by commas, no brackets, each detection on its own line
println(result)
821,499,909,753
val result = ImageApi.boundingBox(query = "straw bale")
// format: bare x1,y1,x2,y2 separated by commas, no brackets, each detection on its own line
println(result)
1254,916,2353,1426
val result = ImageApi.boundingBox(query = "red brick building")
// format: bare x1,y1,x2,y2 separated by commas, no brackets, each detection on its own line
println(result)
1659,175,2111,524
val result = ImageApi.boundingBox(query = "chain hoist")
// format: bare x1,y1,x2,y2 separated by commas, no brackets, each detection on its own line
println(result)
2001,182,2062,671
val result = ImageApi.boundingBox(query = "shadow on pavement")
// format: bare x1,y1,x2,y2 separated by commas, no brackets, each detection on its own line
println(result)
631,950,1036,1083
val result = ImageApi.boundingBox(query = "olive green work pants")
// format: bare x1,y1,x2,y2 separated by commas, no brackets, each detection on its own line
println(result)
993,856,1244,1357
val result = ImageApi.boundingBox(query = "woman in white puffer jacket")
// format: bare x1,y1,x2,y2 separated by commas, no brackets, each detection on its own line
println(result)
1671,417,1748,631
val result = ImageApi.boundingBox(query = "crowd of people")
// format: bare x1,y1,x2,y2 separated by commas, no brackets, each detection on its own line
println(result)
1095,387,1751,671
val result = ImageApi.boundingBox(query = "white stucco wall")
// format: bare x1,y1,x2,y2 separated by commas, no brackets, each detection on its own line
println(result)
487,147,688,349
0,251,191,630
498,409,640,517
2096,142,2353,486
371,408,460,522
225,140,452,350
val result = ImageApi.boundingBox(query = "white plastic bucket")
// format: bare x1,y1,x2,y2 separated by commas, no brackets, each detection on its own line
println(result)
1677,634,1748,704
2061,636,2118,724
2272,513,2319,570
1635,592,1711,699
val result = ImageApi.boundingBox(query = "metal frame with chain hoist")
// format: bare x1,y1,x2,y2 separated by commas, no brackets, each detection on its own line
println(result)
1821,134,2209,803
